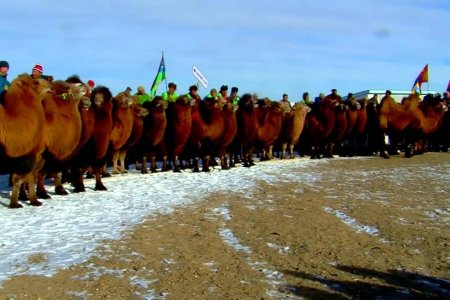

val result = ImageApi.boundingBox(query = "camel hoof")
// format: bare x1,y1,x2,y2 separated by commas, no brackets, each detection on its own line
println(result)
141,169,148,174
55,186,68,195
150,168,158,173
18,193,29,201
9,202,23,209
102,172,111,178
112,170,120,175
30,200,43,207
95,183,108,191
73,186,86,193
85,174,94,179
37,190,52,199
380,153,390,159
173,168,182,173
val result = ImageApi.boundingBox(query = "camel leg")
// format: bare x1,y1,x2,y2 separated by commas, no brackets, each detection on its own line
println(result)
202,156,210,172
94,167,107,191
36,171,51,199
289,144,295,159
192,157,200,172
72,169,86,193
141,157,148,174
220,155,229,170
54,172,68,195
280,143,287,159
150,156,159,173
101,164,111,178
27,173,42,207
267,145,274,160
9,174,23,209
18,182,29,201
161,156,170,172
119,150,128,173
173,155,181,172
112,150,120,174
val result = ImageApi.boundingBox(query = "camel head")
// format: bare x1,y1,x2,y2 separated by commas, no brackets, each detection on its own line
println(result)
50,81,87,106
91,86,113,107
10,75,50,103
133,105,149,118
113,91,134,108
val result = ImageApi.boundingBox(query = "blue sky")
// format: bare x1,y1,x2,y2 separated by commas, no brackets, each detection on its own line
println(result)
2,0,449,100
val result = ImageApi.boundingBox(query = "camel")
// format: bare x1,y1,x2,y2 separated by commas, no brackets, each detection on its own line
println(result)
217,102,237,170
278,102,310,159
303,98,337,159
111,101,148,174
109,92,134,174
138,96,167,173
236,94,259,167
379,93,446,158
0,75,49,208
161,96,192,172
70,86,114,192
256,99,284,160
35,80,87,198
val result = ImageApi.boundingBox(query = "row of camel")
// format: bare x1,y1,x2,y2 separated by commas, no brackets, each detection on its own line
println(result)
0,75,448,208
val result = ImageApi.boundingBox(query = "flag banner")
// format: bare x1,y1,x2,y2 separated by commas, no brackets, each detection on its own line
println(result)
446,80,450,93
150,55,166,97
411,64,428,93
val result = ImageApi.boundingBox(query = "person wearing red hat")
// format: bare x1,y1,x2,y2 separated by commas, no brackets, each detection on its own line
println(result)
85,80,95,96
30,64,53,81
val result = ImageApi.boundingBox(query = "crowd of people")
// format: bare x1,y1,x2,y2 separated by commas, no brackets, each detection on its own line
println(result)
2,60,449,111
0,60,331,111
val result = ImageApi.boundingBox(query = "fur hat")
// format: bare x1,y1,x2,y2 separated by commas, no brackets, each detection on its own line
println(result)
220,85,228,92
33,64,43,73
189,85,198,91
0,61,9,68
168,82,177,89
231,87,238,93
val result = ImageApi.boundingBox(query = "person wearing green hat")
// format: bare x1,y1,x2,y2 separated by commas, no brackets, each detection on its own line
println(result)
0,60,11,103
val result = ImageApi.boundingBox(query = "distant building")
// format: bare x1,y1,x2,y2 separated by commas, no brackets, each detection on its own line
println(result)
342,89,437,102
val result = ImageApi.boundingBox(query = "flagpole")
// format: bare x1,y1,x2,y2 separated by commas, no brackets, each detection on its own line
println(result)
163,51,168,92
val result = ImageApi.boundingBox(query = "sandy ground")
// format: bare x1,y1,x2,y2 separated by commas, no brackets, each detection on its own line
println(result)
0,153,449,299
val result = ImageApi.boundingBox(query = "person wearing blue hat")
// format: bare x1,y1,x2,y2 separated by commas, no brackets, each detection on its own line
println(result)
0,60,11,103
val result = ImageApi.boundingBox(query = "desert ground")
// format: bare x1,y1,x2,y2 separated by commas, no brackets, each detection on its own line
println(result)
0,153,449,299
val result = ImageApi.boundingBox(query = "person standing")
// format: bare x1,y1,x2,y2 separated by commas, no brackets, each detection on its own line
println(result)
186,85,202,103
30,64,53,81
218,85,228,105
230,87,240,105
314,93,325,105
135,86,152,104
279,93,292,111
0,60,10,103
301,92,313,105
325,89,342,102
203,88,219,101
162,82,179,102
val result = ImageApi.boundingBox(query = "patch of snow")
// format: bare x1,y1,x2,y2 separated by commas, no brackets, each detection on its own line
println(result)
323,207,380,236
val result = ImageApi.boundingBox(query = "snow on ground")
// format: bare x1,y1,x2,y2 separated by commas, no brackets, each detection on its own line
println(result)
0,158,324,283
0,155,448,288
